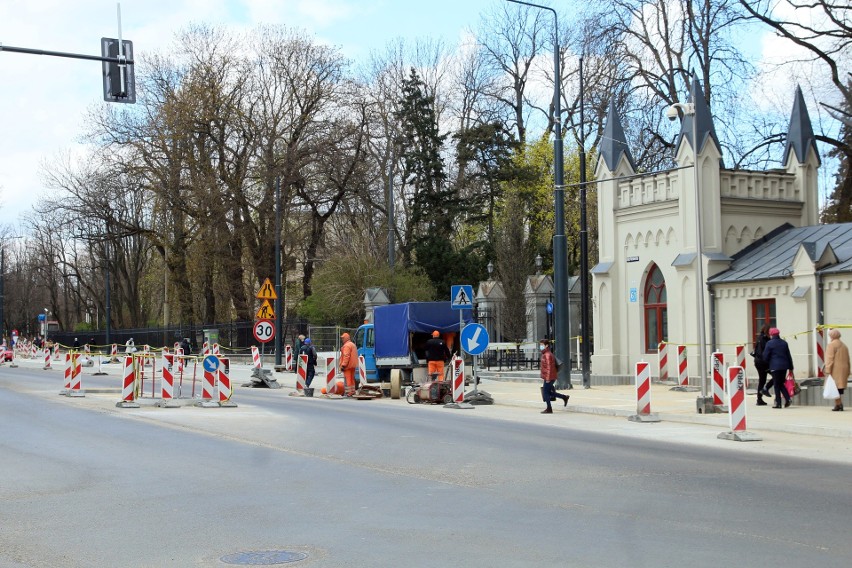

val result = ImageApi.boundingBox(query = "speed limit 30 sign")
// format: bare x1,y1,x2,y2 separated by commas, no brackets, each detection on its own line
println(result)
253,319,275,343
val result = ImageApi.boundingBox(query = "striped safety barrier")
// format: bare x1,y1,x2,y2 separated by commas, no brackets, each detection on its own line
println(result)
726,366,747,431
296,354,307,392
202,363,216,401
658,342,669,382
43,348,52,370
161,352,175,400
176,347,184,374
111,344,118,359
325,356,338,396
117,356,138,407
635,361,652,415
452,356,465,403
251,345,262,369
285,344,293,371
358,354,366,386
678,345,688,386
202,341,210,356
815,326,825,378
735,345,747,389
712,351,726,407
68,353,84,397
212,343,220,356
217,365,233,403
53,343,60,360
62,353,72,394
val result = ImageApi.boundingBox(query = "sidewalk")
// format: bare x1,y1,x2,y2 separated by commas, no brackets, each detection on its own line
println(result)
475,370,852,439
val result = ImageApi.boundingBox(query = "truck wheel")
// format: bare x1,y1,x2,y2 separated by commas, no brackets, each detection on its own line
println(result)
390,369,402,400
442,393,453,404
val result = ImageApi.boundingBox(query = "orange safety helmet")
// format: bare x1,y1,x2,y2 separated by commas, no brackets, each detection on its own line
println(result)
432,330,440,337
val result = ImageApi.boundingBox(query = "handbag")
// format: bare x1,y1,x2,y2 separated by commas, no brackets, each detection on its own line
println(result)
540,386,556,402
785,374,800,397
823,375,841,400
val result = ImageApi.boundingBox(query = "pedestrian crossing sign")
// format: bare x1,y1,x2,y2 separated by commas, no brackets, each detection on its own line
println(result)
450,285,474,309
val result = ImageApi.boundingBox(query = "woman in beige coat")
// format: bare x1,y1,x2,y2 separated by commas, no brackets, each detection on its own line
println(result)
824,329,849,411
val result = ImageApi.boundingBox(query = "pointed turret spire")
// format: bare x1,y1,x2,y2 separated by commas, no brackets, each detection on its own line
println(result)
783,85,821,166
677,75,723,166
599,100,636,172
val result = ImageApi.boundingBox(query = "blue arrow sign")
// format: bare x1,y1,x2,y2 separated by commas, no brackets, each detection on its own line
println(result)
460,323,489,356
203,355,220,373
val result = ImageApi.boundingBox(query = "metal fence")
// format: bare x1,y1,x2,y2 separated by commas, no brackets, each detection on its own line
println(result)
49,318,309,354
307,325,358,354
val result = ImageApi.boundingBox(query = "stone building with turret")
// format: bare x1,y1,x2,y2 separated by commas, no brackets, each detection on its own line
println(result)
592,77,852,381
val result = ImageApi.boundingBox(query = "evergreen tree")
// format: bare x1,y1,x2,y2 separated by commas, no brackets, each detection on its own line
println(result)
822,90,852,223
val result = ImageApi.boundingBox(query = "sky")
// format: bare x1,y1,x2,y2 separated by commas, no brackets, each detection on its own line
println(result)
0,0,496,228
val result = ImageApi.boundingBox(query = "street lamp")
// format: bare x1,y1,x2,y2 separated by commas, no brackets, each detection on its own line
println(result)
669,100,710,411
507,0,570,389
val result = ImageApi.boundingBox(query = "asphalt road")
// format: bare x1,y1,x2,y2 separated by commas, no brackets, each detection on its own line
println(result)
2,366,851,568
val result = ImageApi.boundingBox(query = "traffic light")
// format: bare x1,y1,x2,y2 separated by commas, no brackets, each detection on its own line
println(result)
101,37,135,103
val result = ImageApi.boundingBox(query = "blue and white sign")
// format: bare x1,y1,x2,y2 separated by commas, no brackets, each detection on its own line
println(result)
546,301,553,314
203,355,220,373
450,285,474,309
629,288,638,303
460,323,489,355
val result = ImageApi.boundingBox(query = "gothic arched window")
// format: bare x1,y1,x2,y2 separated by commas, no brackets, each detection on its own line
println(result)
644,264,668,352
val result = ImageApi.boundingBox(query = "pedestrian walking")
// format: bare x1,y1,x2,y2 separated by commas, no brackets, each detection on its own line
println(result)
824,328,849,412
425,330,450,381
539,339,569,414
125,337,136,353
752,324,772,405
762,327,794,408
339,332,357,397
299,337,318,388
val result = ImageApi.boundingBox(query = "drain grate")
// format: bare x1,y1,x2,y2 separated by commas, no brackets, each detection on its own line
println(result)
220,550,308,565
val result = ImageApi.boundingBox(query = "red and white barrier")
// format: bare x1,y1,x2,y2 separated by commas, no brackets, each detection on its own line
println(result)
43,348,52,370
217,365,234,404
84,344,91,356
212,343,220,356
53,343,60,360
176,347,184,374
718,365,761,441
325,356,338,396
678,345,688,386
727,366,747,431
202,341,210,356
711,351,726,407
815,326,825,378
358,354,366,386
629,361,660,422
285,344,293,371
202,364,216,401
161,353,175,400
31,344,37,358
117,356,139,407
735,344,747,389
111,344,118,359
658,342,669,382
68,353,84,396
296,354,307,392
452,356,465,403
62,353,72,394
251,346,262,369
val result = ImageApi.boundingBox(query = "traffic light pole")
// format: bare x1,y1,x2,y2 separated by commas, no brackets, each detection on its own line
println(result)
0,44,133,65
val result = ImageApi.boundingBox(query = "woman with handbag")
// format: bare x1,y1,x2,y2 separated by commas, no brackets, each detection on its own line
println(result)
752,324,771,406
824,329,849,412
762,328,794,408
539,339,569,414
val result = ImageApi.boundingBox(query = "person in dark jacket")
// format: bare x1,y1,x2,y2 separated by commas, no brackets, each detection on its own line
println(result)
752,324,771,405
762,327,794,408
299,337,318,388
425,330,450,381
539,339,569,413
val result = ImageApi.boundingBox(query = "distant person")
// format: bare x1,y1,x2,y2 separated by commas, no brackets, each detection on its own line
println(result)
73,338,80,349
752,324,771,406
539,339,569,414
299,337,318,388
296,334,305,354
824,329,849,412
180,337,191,355
125,337,136,354
762,328,794,408
425,330,450,381
339,332,357,396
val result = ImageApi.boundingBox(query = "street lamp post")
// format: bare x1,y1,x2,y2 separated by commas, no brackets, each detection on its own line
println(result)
669,101,710,411
507,0,570,389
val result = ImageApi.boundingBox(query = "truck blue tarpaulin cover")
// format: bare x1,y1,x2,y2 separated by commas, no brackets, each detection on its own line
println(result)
374,302,473,359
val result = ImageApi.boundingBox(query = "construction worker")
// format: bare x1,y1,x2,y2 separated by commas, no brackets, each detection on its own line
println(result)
339,332,358,396
425,330,450,381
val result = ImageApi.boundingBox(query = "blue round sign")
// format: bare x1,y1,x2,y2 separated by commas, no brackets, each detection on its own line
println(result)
203,355,220,373
546,301,553,314
460,323,489,356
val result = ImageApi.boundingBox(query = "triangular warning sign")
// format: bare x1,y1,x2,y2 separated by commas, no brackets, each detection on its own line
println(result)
453,287,472,306
256,278,278,300
255,299,276,320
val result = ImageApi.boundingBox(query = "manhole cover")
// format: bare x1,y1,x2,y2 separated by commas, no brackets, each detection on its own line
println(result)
220,550,308,565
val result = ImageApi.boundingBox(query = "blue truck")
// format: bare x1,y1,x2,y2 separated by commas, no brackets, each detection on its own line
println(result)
354,301,473,399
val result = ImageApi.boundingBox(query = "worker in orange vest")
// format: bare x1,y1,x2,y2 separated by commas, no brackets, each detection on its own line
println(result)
425,330,450,381
339,332,358,396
